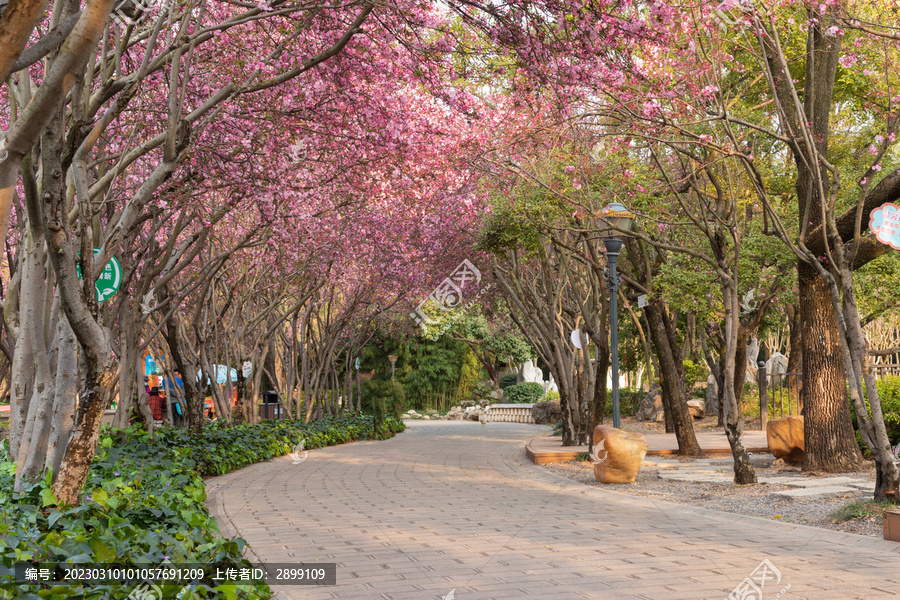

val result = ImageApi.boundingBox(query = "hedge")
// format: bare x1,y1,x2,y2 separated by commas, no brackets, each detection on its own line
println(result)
0,416,404,599
498,374,519,390
505,382,545,404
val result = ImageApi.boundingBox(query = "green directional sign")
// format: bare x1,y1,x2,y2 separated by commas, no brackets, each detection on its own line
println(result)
76,248,122,303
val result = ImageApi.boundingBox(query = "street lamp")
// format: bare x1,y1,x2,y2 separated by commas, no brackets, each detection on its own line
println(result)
600,202,635,429
388,355,398,381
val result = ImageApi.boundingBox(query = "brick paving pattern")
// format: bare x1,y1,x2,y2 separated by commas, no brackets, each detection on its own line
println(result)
206,421,900,600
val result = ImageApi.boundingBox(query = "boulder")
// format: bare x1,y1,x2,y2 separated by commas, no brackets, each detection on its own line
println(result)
766,351,789,375
636,383,662,420
592,425,649,484
652,409,665,422
766,415,805,463
705,374,719,418
687,399,705,419
466,407,482,421
531,400,562,425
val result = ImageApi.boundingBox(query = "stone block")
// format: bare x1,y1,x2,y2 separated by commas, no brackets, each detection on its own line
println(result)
687,399,705,419
636,384,662,420
766,415,804,463
592,425,648,484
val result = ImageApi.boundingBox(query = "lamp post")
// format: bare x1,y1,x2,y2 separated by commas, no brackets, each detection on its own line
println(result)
388,355,398,381
600,202,635,429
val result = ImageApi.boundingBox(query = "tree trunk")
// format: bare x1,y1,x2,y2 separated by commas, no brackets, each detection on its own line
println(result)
52,356,117,505
800,267,863,472
721,284,757,484
8,244,35,461
840,291,900,501
700,327,722,424
645,302,703,456
234,369,248,424
658,367,675,433
733,328,750,403
14,231,53,490
46,314,77,477
588,349,610,435
165,317,204,434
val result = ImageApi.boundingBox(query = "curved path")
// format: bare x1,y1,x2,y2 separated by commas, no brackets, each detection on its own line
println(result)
206,421,900,600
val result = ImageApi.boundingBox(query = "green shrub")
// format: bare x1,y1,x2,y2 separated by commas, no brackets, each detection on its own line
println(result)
499,374,519,390
683,360,708,390
876,376,900,446
605,388,644,417
852,376,900,452
505,382,545,404
472,380,495,401
544,390,560,402
0,416,404,598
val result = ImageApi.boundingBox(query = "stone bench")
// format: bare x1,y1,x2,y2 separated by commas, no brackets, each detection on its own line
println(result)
485,404,535,424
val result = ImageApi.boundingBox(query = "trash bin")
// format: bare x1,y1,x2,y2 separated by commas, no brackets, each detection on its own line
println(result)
258,391,283,419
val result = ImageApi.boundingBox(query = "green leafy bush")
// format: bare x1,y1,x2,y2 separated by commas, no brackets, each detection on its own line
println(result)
551,419,563,436
852,376,900,453
505,382,545,404
0,416,404,599
499,374,519,390
605,388,644,417
472,380,495,401
876,376,900,446
544,390,560,402
683,360,708,390
850,375,900,452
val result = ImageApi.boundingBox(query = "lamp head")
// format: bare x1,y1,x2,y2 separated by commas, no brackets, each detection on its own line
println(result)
600,202,635,237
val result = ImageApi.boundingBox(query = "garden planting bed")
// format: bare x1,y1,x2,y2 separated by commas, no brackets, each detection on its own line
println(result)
0,416,404,599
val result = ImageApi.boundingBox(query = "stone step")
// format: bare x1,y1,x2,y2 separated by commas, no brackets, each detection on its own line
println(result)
848,482,876,491
777,477,869,488
771,486,858,499
656,472,734,484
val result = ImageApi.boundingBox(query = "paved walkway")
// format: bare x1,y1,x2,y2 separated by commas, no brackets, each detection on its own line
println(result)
206,421,900,600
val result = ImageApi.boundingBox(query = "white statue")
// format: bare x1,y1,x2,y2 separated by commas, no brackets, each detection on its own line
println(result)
520,360,543,384
543,373,558,393
746,337,760,382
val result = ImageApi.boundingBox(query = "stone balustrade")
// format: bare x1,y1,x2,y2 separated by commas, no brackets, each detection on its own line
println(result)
485,404,535,424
